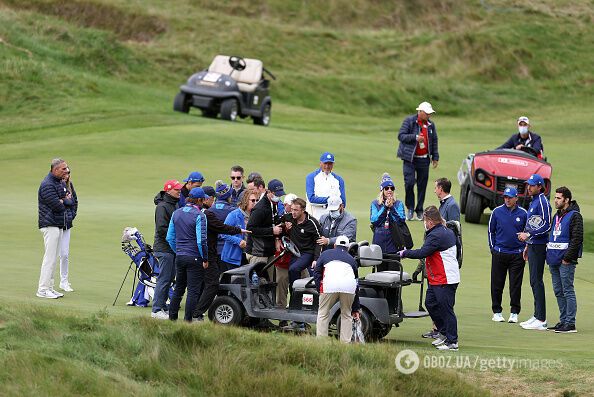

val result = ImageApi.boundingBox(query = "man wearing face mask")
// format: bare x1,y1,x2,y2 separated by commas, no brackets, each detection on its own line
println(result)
317,195,357,252
306,152,347,220
497,116,544,158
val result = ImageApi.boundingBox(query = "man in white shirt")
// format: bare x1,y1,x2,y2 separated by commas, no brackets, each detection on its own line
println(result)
305,152,346,220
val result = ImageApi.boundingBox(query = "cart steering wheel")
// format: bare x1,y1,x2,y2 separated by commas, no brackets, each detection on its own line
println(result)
282,236,301,258
228,56,247,72
518,146,539,158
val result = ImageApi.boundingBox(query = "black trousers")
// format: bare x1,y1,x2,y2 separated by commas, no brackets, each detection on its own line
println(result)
169,255,205,322
425,283,458,344
193,256,221,318
528,244,547,321
491,251,525,314
403,157,430,213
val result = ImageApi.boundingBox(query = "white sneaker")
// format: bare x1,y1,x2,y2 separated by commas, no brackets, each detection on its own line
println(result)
60,282,74,292
151,310,169,320
36,289,59,299
508,313,518,323
521,319,547,330
520,316,536,326
50,288,64,298
432,334,447,346
492,313,505,322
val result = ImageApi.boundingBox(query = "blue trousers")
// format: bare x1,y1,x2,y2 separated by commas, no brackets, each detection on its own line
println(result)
152,252,175,313
403,157,430,213
527,244,547,321
288,252,314,291
169,255,205,322
425,283,458,344
549,263,577,325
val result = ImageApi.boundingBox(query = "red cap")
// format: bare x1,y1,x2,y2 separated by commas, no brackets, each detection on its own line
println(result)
163,180,183,192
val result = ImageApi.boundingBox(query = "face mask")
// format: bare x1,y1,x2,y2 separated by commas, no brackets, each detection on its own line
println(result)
423,222,429,231
270,196,280,203
518,126,528,135
329,210,340,219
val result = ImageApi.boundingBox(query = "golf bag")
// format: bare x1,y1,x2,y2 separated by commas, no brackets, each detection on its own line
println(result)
119,227,161,307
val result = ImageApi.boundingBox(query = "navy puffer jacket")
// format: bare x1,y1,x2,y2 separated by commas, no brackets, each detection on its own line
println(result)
397,114,439,163
38,172,67,229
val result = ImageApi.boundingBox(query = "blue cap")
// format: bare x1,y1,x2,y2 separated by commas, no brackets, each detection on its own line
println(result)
527,174,544,186
215,182,232,200
503,187,518,197
267,179,286,197
320,152,335,163
184,171,205,183
202,186,216,197
188,187,209,199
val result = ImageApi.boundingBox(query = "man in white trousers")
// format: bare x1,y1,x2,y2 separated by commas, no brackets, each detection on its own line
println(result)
37,158,70,299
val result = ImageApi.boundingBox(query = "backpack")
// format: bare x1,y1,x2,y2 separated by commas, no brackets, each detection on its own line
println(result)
446,220,463,268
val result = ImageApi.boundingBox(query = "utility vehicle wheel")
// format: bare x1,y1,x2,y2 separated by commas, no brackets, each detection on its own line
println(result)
253,102,271,126
208,296,244,325
460,185,468,214
220,99,238,121
465,190,483,224
173,92,190,113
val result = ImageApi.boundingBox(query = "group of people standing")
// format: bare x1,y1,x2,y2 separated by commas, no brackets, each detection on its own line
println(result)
34,101,583,347
489,176,583,333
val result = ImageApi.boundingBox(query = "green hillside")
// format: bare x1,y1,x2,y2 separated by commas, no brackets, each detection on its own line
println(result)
1,1,594,396
2,0,594,130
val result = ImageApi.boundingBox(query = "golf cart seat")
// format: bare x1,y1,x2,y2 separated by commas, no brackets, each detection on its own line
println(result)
292,277,316,293
208,55,263,93
358,244,411,286
364,271,411,283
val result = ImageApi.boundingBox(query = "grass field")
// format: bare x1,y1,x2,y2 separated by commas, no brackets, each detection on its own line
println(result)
1,1,593,396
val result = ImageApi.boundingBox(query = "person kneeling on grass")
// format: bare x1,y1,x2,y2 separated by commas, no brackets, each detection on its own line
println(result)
398,206,460,351
314,235,360,343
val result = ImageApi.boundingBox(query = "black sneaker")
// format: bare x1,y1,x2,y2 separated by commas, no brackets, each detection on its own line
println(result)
422,329,440,339
406,209,414,221
555,323,577,333
547,322,562,331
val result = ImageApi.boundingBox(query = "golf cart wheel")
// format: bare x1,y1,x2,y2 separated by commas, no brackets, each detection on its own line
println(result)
464,190,483,224
208,296,244,325
173,92,190,113
253,102,271,126
220,99,238,121
459,185,468,214
371,323,392,340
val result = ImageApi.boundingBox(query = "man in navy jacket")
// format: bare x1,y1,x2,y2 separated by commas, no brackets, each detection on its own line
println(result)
397,101,439,221
518,174,552,330
488,187,528,324
37,158,70,299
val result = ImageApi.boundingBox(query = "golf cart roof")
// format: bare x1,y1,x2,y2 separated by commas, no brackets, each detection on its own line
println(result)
208,55,263,84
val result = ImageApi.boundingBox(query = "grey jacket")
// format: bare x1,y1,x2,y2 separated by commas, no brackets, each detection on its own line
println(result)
439,195,460,222
318,211,357,251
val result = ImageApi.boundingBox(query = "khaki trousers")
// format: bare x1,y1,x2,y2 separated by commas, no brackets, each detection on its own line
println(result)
317,292,355,343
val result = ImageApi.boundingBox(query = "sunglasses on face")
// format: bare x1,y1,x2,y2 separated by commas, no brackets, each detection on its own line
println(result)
230,176,242,180
383,186,395,191
250,199,258,203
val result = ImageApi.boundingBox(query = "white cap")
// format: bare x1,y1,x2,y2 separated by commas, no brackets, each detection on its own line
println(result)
517,116,530,125
283,193,297,206
327,195,342,211
416,101,435,114
335,235,349,247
